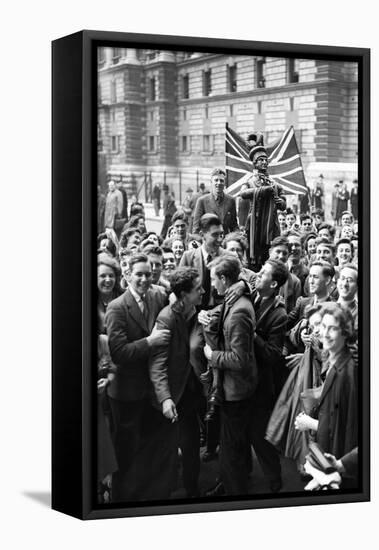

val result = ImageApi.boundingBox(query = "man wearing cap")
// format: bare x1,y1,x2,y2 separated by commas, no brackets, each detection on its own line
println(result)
192,168,238,235
240,136,286,271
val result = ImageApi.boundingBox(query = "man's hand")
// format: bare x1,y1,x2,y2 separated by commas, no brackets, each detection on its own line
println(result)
147,326,170,349
198,310,212,327
304,460,341,490
204,344,213,361
225,280,244,306
285,354,302,370
324,453,344,473
162,398,178,422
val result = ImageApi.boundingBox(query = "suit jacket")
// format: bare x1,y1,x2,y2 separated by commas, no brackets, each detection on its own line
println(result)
105,286,168,401
192,192,238,235
254,294,287,407
287,295,334,331
210,296,258,402
149,303,195,407
279,272,302,314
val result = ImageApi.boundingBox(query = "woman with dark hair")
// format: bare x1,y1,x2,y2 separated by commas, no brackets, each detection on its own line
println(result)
97,254,121,334
303,232,318,267
294,303,357,464
122,214,146,237
97,254,121,502
97,231,118,257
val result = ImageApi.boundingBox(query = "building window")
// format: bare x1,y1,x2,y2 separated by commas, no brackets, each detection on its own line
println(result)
205,105,209,119
257,100,262,114
256,57,266,88
289,97,295,111
148,135,158,152
111,136,120,153
181,136,189,152
111,80,117,103
203,69,212,96
287,58,299,83
98,124,103,151
229,104,234,117
149,77,156,101
203,134,212,152
182,74,189,99
112,48,121,64
111,109,116,122
228,64,237,92
98,48,105,65
182,108,187,121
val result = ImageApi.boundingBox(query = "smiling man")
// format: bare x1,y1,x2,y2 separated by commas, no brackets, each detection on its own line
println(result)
192,168,238,235
105,253,169,502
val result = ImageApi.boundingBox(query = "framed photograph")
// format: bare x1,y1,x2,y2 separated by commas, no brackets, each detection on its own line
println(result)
52,30,370,520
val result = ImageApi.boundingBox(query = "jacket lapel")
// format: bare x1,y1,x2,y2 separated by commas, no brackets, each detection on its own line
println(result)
125,288,148,333
194,248,205,282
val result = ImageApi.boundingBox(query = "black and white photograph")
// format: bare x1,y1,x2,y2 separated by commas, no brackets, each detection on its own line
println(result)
95,42,366,508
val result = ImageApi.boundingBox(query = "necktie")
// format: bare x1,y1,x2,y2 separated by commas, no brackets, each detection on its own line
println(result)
202,254,213,307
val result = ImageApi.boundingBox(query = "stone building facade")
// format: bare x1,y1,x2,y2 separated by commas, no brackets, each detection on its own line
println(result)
97,47,358,211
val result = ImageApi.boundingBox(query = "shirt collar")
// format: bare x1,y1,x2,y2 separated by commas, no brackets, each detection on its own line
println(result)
128,284,144,305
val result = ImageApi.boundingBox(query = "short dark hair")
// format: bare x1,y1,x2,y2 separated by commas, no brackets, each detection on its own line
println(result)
336,238,354,257
309,260,335,279
316,239,336,255
97,233,117,257
128,253,150,272
209,254,241,285
200,213,222,233
286,208,295,216
300,213,312,223
304,302,324,320
172,211,188,225
143,245,163,257
128,214,145,228
170,267,200,298
270,236,290,251
318,222,336,238
312,208,324,218
223,231,248,253
119,228,141,247
161,246,174,255
265,259,289,289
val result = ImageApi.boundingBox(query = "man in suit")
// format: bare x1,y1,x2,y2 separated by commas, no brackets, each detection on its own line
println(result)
204,255,258,495
268,236,301,313
192,168,238,235
251,259,289,492
105,253,169,502
149,267,205,498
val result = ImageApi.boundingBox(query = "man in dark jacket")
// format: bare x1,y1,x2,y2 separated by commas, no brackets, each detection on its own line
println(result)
149,268,204,498
192,168,238,235
251,258,288,492
204,254,258,495
105,253,169,501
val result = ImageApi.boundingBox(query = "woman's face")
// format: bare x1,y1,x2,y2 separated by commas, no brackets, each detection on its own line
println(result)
318,228,331,240
225,240,244,261
172,239,184,261
98,264,116,295
147,233,159,246
137,218,146,233
337,243,352,266
307,238,317,256
308,312,322,338
320,313,345,355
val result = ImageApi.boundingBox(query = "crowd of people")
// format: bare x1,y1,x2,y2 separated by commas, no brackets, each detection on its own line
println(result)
96,145,359,504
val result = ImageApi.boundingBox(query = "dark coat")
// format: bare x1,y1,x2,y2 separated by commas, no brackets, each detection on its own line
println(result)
241,179,286,263
315,350,357,457
149,303,195,406
210,296,258,402
105,286,168,401
253,294,287,407
192,192,238,235
279,272,301,314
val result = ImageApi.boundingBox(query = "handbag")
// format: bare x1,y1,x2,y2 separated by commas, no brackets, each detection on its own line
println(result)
306,441,336,474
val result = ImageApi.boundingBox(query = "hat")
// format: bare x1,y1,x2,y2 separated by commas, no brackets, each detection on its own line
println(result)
249,145,268,163
246,132,264,146
199,182,205,189
186,187,193,193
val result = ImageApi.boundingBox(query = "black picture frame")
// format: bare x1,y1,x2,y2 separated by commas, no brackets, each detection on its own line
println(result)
52,30,370,520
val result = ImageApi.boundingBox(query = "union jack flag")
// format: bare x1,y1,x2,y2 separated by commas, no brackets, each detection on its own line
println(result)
225,124,307,197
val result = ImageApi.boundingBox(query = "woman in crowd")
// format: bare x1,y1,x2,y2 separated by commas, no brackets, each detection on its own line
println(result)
222,232,256,285
294,303,357,465
335,238,354,271
266,303,323,475
97,254,121,502
303,232,318,267
171,238,185,266
123,214,146,236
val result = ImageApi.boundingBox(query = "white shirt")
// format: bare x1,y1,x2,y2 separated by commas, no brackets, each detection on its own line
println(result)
128,285,146,314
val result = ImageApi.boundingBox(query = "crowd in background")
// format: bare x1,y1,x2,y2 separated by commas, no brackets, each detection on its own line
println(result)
96,167,359,504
